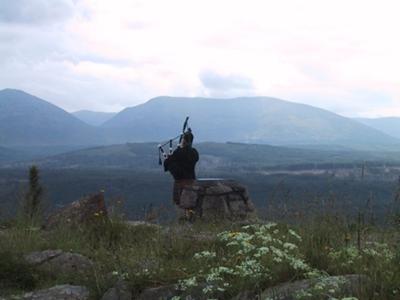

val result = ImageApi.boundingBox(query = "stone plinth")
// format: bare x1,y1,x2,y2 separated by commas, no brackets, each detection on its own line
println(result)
178,179,256,221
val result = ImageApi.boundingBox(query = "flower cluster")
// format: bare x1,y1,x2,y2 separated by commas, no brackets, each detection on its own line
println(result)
177,223,310,297
328,242,395,275
111,270,129,280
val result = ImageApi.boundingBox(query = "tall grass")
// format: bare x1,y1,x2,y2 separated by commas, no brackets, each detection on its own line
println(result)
0,195,399,299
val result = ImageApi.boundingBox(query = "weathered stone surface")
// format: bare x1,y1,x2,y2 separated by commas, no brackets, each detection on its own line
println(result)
233,274,369,300
136,285,176,300
24,249,63,265
44,193,107,230
180,189,198,208
136,284,206,300
101,280,132,300
21,285,89,300
201,195,230,219
226,200,248,218
205,182,233,194
178,179,256,221
24,250,93,275
45,252,93,274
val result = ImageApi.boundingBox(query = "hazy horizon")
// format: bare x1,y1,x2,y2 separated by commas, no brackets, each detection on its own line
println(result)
2,88,400,120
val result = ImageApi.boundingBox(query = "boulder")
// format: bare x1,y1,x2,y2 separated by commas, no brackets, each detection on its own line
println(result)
24,250,93,276
136,285,176,300
24,249,63,265
137,282,213,300
101,280,132,300
21,285,89,300
178,179,256,221
233,274,369,300
44,192,108,230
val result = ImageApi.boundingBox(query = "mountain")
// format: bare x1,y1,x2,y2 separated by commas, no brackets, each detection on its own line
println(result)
0,89,101,146
12,142,400,170
102,96,400,149
2,90,399,149
355,117,400,139
72,110,117,126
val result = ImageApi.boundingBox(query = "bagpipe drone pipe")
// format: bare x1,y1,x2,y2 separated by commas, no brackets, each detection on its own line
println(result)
158,116,191,165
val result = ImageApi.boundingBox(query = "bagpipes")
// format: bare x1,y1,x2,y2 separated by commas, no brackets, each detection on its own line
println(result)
158,116,191,165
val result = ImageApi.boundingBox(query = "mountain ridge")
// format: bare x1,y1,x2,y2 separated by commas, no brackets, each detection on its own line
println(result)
1,89,399,150
102,96,400,149
355,117,400,139
73,110,117,126
0,89,101,146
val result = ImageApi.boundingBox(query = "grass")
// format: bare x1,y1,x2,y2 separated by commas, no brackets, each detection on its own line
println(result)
0,210,399,299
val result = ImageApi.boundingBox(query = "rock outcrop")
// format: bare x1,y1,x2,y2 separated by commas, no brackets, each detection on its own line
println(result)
21,285,89,300
233,274,369,300
101,280,132,300
44,193,107,229
178,179,256,221
136,285,177,300
24,250,93,276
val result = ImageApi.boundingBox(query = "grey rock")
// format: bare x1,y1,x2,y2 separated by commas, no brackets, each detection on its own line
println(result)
136,285,177,300
201,195,230,220
137,283,209,300
205,182,233,194
233,274,369,300
180,189,198,209
177,179,256,221
21,284,89,300
24,250,93,275
45,252,93,274
101,280,132,300
226,200,248,218
24,249,63,265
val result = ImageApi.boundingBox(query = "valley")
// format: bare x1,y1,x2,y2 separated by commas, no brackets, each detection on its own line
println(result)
1,88,400,224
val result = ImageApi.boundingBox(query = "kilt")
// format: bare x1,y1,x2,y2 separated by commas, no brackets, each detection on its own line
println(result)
172,179,194,205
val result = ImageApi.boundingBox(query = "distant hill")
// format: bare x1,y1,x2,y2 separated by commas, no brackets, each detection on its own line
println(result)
102,96,400,149
0,146,22,163
355,117,400,139
0,89,101,146
72,110,117,126
12,142,400,170
2,90,399,150
0,145,82,164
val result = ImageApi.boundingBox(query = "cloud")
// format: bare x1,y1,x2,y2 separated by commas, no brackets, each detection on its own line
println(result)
199,71,254,97
0,0,75,25
0,0,400,116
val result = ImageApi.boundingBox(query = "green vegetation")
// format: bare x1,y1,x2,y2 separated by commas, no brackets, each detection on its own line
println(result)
1,167,399,222
0,250,41,292
5,142,400,170
0,210,399,299
21,165,44,225
0,147,399,298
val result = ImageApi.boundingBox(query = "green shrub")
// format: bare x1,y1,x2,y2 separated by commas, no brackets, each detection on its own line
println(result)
0,250,39,291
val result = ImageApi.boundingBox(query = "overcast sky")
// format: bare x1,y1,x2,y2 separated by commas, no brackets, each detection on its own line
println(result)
0,0,399,117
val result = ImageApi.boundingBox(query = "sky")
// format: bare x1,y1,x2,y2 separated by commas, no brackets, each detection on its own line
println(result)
0,0,399,117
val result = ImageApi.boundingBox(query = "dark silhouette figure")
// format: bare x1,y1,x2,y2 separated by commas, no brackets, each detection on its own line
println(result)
164,132,199,205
